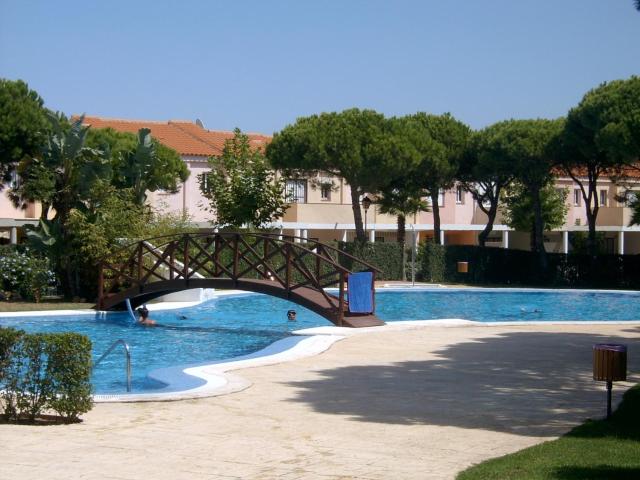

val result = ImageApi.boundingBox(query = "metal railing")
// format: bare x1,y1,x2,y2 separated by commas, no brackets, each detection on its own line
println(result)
94,339,132,392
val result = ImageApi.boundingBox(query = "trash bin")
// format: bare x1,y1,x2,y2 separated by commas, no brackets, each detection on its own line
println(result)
457,261,468,274
593,343,627,419
593,344,627,381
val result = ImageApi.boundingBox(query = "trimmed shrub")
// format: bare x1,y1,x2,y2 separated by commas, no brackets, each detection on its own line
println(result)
45,333,93,422
418,241,446,283
336,241,404,280
0,329,93,423
14,334,52,422
0,327,23,396
436,245,640,289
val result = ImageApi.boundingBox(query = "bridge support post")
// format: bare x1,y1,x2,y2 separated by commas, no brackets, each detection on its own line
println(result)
233,233,240,287
338,273,345,327
285,242,292,298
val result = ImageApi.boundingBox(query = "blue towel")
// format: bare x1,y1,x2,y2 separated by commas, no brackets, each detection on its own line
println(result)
348,271,373,313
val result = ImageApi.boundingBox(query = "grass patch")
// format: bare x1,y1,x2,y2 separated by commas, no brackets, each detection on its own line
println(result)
457,385,640,480
0,301,94,312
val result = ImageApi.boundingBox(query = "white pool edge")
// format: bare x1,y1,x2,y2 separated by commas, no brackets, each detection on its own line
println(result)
93,333,345,403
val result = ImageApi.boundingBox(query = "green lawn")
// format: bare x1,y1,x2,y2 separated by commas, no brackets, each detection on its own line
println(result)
0,301,94,312
457,385,640,480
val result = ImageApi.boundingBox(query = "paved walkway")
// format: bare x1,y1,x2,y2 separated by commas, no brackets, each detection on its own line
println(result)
1,323,638,480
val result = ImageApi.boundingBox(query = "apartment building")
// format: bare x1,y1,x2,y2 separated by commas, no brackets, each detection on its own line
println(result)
2,116,639,254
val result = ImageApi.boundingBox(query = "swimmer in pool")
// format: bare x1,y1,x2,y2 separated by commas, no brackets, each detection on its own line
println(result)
137,306,156,326
287,309,297,321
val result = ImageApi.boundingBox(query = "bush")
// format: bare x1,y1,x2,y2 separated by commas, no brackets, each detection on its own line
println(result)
0,326,23,390
13,334,52,422
418,241,446,283
0,247,57,301
435,245,640,289
0,328,93,423
336,241,404,280
45,333,93,422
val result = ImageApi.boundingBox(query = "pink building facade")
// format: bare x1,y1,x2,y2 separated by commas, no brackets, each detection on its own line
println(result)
2,116,639,255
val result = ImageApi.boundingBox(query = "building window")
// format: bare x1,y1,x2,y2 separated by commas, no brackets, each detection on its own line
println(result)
573,189,581,207
455,186,464,204
599,189,608,207
285,179,307,203
199,173,209,192
320,184,331,201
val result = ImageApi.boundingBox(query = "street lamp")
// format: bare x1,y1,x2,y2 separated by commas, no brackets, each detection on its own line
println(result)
362,195,372,239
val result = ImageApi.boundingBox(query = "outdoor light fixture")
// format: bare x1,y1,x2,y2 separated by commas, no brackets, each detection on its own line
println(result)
362,195,372,212
362,196,372,238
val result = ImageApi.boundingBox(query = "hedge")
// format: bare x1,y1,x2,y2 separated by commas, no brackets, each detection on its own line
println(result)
0,328,93,423
336,241,405,280
438,245,640,289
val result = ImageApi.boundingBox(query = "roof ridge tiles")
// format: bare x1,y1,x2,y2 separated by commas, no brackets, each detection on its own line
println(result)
82,115,171,125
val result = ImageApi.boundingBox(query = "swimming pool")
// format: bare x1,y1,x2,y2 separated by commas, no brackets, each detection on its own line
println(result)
1,288,638,395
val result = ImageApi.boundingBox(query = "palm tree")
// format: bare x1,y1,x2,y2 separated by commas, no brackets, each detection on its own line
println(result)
377,185,429,280
15,113,110,298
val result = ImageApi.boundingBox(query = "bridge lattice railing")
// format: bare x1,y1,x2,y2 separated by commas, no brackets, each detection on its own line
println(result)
98,232,379,317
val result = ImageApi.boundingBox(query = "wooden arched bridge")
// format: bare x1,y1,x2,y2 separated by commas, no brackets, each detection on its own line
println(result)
97,232,384,328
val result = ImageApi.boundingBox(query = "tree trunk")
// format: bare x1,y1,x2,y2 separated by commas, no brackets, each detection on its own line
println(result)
569,167,600,256
478,197,500,247
585,186,599,256
431,191,442,245
350,187,366,242
530,187,548,271
397,214,406,281
586,206,598,256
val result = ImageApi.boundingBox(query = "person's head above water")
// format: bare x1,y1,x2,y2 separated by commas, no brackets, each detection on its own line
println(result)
287,309,297,321
137,307,149,318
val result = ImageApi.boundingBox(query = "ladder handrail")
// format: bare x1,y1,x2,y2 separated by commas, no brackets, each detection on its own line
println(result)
94,339,132,393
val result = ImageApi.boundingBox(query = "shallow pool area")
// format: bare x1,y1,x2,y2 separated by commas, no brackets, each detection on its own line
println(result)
1,288,639,396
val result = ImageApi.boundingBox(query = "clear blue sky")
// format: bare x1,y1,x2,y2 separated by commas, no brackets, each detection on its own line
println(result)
1,0,638,135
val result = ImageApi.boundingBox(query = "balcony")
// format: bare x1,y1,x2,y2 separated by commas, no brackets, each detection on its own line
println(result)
595,206,634,227
282,203,397,225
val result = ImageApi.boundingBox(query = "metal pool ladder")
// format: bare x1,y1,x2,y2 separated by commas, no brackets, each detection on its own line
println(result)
94,339,132,392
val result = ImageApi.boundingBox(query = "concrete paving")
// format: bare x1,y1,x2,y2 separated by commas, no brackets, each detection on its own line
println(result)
1,323,638,480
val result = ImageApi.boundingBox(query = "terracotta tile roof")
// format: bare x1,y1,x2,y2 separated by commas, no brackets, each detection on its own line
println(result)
553,164,640,180
81,116,270,157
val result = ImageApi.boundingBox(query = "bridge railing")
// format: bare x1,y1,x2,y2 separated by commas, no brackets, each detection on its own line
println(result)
98,232,380,322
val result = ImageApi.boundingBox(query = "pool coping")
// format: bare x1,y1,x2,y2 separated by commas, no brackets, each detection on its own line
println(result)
2,287,639,402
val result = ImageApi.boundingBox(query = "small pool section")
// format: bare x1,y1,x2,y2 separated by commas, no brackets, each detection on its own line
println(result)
374,289,640,323
0,289,638,395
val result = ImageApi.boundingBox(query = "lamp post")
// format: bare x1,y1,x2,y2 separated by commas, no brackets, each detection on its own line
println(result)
362,195,372,240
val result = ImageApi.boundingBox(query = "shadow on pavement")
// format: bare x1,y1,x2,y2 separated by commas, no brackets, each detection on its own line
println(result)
284,331,640,437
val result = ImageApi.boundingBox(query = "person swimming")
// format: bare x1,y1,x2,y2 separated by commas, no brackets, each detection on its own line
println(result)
136,306,156,326
287,309,297,321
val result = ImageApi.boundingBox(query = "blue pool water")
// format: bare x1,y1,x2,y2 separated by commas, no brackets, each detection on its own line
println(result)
0,289,638,394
